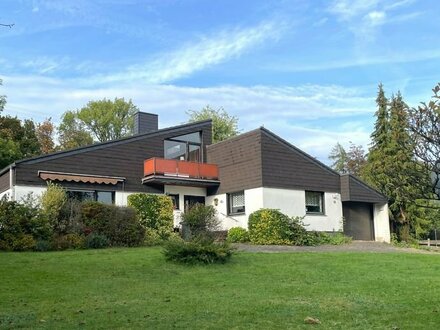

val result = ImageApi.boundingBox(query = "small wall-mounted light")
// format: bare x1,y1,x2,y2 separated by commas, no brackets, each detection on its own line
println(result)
213,198,219,206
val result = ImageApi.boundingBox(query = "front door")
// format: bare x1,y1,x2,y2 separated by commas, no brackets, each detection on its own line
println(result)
184,195,205,211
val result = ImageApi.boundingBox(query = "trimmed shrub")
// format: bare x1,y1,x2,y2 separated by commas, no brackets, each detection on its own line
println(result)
0,199,51,251
80,202,145,247
40,182,67,233
248,209,296,245
35,240,51,252
127,194,173,239
85,233,109,249
181,203,220,240
227,227,249,243
51,233,85,250
163,239,234,264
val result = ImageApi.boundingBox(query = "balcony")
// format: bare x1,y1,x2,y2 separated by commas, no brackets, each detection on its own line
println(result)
142,157,220,187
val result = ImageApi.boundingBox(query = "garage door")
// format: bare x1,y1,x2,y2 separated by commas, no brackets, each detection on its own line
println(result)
343,202,374,240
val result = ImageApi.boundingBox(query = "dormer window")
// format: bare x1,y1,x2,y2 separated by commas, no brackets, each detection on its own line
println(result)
164,132,202,162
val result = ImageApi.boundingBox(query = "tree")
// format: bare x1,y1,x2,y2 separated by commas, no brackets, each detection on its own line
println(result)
58,111,94,150
346,143,366,177
329,143,348,174
0,116,40,168
363,86,434,240
187,105,239,143
0,79,6,112
75,98,138,142
328,142,365,176
408,83,440,200
36,118,56,154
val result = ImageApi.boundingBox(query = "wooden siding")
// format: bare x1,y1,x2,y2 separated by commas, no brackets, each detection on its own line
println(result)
260,129,340,193
340,175,387,203
0,169,9,193
207,130,263,194
15,122,212,193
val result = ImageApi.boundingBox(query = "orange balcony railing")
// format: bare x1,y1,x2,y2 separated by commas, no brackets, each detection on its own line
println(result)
144,158,219,180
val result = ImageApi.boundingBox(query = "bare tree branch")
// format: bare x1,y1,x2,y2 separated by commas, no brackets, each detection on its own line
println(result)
0,23,15,28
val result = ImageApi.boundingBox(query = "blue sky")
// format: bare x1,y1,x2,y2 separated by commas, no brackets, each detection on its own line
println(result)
1,0,439,162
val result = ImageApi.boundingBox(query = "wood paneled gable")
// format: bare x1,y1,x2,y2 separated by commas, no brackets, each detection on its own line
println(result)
340,174,387,203
260,128,341,193
14,120,212,193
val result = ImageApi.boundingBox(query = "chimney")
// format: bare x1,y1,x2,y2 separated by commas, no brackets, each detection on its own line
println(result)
134,112,158,135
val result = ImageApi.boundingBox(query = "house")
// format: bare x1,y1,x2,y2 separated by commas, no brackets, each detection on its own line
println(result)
0,112,391,242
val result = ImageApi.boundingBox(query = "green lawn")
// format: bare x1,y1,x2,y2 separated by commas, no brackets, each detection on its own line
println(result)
1,248,439,329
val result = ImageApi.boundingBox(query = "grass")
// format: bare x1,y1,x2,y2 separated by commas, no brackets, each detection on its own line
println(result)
1,248,439,329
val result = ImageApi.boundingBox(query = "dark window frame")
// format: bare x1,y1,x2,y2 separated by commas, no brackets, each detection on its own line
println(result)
227,191,246,215
167,193,180,210
305,191,325,215
67,189,115,205
164,131,203,162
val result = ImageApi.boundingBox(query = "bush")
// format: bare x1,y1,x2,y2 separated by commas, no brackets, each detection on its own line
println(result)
181,204,220,240
35,240,51,252
163,239,234,264
227,227,249,243
81,202,145,247
127,194,173,239
51,233,85,250
85,233,109,249
248,209,298,245
40,182,67,233
0,199,51,251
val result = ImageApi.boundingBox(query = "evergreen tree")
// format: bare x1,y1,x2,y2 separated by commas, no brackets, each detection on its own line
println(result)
328,143,348,174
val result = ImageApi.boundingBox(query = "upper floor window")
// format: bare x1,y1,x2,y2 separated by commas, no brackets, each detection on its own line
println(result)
305,191,324,214
164,132,202,162
228,191,245,215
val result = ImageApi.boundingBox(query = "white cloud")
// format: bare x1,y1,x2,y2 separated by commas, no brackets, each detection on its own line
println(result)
268,48,440,73
1,74,376,162
90,21,284,85
328,0,419,41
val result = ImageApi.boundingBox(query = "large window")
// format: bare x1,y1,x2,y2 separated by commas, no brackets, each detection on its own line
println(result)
67,190,115,205
168,193,180,210
305,191,324,214
227,191,245,215
164,132,202,162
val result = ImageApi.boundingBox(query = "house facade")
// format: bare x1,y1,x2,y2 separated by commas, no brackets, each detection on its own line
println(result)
0,112,390,242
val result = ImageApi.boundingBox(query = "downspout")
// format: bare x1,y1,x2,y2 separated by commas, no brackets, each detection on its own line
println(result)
9,164,15,201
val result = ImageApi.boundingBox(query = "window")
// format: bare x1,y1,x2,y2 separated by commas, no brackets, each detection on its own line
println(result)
168,194,180,210
305,191,324,214
228,191,245,215
67,190,115,205
164,132,202,162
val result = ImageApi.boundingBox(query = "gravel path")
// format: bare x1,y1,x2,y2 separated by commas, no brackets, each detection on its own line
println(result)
234,241,440,254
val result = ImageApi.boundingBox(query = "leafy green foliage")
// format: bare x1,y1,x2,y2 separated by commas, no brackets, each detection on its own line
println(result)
248,209,301,245
187,105,239,143
51,233,85,250
329,142,366,176
163,239,233,264
35,118,56,154
40,182,67,233
0,199,50,251
0,116,41,168
85,233,109,249
127,193,174,240
0,78,5,112
80,202,145,247
363,85,434,240
227,227,249,243
180,203,220,240
58,110,94,150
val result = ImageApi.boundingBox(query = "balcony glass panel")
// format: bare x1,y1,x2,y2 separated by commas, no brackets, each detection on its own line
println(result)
164,140,186,160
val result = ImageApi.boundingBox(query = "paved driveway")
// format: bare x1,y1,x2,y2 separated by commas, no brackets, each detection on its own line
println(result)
234,241,440,254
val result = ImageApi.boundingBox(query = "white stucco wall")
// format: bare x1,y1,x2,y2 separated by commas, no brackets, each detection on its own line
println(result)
206,187,264,230
14,185,47,204
208,187,343,231
262,187,343,232
373,203,391,243
0,188,12,201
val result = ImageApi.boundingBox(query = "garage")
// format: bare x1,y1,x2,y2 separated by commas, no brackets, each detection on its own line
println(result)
340,174,389,241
